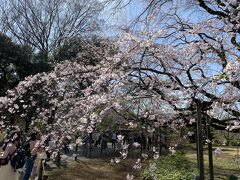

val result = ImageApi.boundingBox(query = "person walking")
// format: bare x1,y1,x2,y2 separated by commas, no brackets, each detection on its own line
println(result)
100,133,107,153
111,132,117,149
0,132,20,180
94,133,101,147
62,136,70,154
22,132,41,180
75,137,81,153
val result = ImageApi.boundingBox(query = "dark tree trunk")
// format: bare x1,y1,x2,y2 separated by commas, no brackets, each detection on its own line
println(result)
197,102,204,179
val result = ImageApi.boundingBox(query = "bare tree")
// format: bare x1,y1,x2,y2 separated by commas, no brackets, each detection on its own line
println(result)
1,0,104,60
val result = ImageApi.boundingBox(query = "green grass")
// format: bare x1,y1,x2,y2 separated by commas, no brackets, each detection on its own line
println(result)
142,153,198,180
185,147,240,179
46,146,240,180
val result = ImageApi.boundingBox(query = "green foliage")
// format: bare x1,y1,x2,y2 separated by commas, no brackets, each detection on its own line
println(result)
0,33,52,95
96,110,120,132
142,153,198,180
53,36,117,65
29,121,47,133
229,175,238,180
0,33,30,94
230,140,240,146
217,74,228,80
53,37,84,62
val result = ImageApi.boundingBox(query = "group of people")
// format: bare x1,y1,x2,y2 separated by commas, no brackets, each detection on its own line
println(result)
74,131,152,153
72,131,118,156
0,127,20,180
0,126,43,180
0,125,63,180
73,131,159,154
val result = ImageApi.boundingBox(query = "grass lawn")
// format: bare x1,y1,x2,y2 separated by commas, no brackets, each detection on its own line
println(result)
185,147,240,179
47,146,240,180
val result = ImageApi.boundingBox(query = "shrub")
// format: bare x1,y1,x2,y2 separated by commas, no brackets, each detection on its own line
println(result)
142,153,198,180
229,175,238,180
230,140,240,146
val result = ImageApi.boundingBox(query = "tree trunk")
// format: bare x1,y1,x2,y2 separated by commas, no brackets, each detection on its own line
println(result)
197,101,204,179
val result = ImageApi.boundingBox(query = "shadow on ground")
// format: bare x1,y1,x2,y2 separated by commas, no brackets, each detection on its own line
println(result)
46,144,142,180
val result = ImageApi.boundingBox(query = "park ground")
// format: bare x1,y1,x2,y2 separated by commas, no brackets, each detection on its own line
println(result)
186,147,240,179
45,144,142,180
46,145,240,180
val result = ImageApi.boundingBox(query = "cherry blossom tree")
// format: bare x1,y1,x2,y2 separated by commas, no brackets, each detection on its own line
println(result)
1,0,240,179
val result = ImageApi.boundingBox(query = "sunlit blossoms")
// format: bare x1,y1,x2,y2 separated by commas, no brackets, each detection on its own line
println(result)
169,147,176,154
133,142,141,148
126,173,134,180
149,163,157,172
0,1,240,179
142,153,148,159
133,159,142,170
117,135,124,142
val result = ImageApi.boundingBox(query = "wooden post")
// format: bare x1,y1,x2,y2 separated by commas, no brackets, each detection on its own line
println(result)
237,129,240,169
206,116,214,180
88,133,92,157
197,101,204,179
141,118,144,154
159,126,162,156
164,126,167,150
195,128,199,170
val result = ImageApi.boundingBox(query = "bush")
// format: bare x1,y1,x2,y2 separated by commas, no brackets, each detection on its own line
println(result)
230,140,240,146
229,175,238,180
142,153,198,180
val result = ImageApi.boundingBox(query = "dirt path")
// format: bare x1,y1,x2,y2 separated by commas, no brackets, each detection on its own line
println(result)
45,144,141,180
47,158,141,180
